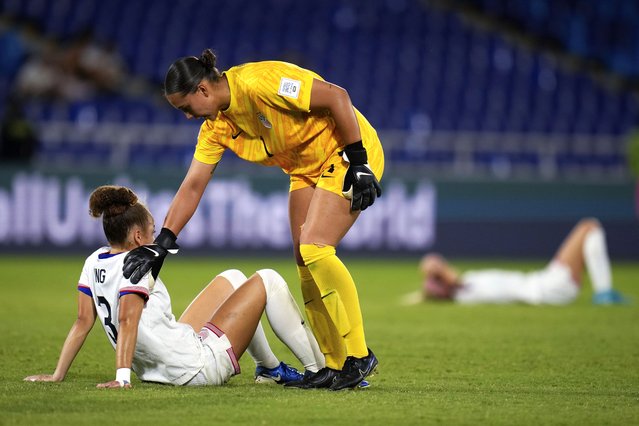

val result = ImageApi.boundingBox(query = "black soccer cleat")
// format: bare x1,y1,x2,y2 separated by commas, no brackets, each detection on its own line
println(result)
329,348,378,391
283,367,340,389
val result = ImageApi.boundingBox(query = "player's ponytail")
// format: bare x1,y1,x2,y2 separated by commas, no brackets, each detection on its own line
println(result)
89,185,137,218
89,185,151,247
199,49,218,72
164,48,222,96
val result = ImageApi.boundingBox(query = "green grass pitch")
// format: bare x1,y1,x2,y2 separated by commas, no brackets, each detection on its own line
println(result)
1,255,637,425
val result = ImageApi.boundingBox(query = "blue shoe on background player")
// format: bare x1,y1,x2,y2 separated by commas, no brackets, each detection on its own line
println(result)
255,362,304,384
592,289,629,305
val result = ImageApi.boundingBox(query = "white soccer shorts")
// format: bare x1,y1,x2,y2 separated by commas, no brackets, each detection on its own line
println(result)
185,323,241,386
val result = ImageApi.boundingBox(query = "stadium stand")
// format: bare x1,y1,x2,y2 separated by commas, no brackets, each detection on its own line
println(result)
463,0,639,78
0,0,636,179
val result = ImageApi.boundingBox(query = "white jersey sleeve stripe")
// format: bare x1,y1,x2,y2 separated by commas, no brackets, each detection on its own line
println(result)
119,286,149,301
78,284,92,297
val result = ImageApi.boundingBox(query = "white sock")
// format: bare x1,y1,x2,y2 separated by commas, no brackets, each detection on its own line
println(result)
583,227,613,293
257,269,321,372
304,325,325,372
219,269,279,369
247,323,280,368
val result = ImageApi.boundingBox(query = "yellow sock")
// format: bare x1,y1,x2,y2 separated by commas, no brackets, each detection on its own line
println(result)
297,265,346,370
300,244,368,358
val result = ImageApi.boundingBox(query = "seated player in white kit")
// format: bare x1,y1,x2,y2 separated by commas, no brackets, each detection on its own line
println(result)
410,218,628,305
24,185,326,388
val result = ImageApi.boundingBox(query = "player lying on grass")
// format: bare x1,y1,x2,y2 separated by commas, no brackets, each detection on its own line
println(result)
405,218,628,305
24,185,329,388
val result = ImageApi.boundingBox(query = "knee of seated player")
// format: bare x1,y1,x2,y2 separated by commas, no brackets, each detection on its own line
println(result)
255,268,287,293
216,269,248,290
178,271,244,330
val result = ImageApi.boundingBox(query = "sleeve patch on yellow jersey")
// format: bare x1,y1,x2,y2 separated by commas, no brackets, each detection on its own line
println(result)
278,77,301,99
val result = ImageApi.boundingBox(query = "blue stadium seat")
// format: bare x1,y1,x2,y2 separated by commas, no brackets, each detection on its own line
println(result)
3,0,634,178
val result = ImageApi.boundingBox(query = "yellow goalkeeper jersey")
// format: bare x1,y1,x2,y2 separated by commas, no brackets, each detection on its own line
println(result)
193,61,380,178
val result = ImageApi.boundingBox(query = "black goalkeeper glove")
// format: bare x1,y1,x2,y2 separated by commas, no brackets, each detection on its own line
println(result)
342,141,382,211
122,228,179,284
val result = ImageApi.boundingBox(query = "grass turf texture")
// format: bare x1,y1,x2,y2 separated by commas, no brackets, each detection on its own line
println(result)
1,256,637,425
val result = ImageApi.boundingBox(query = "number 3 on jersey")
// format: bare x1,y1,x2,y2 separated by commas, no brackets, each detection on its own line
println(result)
97,296,118,345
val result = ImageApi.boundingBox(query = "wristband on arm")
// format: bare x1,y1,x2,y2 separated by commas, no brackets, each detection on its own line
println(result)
343,141,367,165
122,227,179,284
155,228,179,254
341,140,382,211
116,368,131,387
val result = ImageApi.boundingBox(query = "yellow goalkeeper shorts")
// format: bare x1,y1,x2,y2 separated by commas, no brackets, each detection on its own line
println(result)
289,133,384,197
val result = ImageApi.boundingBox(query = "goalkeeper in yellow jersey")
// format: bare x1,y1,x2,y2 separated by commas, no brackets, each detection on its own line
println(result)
123,49,383,390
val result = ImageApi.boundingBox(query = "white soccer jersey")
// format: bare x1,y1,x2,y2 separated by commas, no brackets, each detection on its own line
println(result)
77,247,205,385
455,261,579,305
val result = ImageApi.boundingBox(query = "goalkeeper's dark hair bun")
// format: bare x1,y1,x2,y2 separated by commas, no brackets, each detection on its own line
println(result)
199,49,217,71
89,185,138,218
89,185,151,246
164,48,222,96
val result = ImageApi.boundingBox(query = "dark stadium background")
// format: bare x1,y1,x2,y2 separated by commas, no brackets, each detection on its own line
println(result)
1,0,638,258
